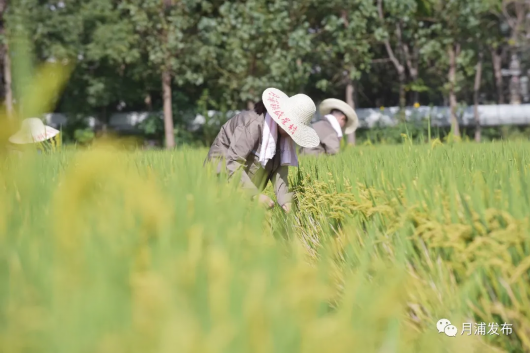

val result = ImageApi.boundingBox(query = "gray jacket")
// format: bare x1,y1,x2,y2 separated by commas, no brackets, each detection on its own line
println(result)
299,119,340,156
205,110,293,206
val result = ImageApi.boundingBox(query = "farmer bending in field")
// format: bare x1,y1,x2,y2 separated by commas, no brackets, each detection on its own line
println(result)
299,98,358,156
7,118,62,155
205,87,320,213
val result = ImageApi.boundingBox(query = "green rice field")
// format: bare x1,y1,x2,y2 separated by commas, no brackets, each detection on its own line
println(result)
1,141,530,353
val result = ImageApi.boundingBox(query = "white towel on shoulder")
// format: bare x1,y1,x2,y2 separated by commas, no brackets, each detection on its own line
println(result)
259,113,299,168
324,114,343,138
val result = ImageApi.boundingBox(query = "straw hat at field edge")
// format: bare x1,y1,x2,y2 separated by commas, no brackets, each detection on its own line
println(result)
9,118,60,145
319,98,359,135
298,98,359,157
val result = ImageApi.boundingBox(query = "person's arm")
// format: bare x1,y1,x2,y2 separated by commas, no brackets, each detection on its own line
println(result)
322,132,340,155
271,165,293,207
225,124,261,197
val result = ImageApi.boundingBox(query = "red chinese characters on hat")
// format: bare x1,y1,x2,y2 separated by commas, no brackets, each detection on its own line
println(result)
267,91,297,133
267,97,278,105
267,91,280,105
278,114,291,126
281,118,289,123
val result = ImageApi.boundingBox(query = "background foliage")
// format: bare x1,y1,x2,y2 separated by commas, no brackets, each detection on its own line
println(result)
1,0,529,145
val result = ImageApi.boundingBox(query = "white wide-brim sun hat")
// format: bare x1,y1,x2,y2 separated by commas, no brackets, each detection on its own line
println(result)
319,98,359,134
262,88,320,148
9,118,60,144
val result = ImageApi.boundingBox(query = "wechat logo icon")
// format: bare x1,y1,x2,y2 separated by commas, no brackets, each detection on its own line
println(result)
437,319,457,337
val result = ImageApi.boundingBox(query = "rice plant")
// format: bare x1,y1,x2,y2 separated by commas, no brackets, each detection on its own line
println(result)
2,141,529,353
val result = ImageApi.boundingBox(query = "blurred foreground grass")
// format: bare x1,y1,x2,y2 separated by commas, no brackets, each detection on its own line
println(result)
1,142,529,352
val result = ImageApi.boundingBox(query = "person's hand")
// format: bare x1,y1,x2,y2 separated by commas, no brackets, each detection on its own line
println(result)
258,194,275,209
282,202,292,213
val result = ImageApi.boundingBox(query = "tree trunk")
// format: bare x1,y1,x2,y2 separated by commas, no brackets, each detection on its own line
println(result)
145,93,152,111
411,85,419,106
340,10,356,146
247,100,254,111
409,70,419,105
491,47,504,104
101,106,108,134
398,70,406,109
508,52,521,105
0,0,7,106
448,44,460,138
408,46,420,104
162,68,175,149
3,39,12,118
345,79,356,146
474,51,483,143
509,76,521,105
377,0,406,109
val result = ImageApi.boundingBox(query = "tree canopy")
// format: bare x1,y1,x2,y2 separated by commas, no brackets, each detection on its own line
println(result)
1,0,529,145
